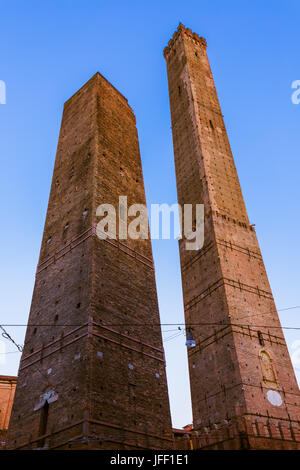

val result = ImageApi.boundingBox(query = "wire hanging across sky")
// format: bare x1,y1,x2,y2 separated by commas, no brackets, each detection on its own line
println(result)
1,302,300,328
0,304,300,354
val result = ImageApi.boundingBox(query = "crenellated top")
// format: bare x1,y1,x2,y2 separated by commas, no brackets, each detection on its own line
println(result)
163,23,207,58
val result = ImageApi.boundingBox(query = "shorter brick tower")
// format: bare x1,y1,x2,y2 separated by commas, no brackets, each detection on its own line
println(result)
7,73,173,450
164,25,300,450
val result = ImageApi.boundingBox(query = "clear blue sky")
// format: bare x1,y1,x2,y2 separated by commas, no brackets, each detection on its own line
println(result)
0,1,299,428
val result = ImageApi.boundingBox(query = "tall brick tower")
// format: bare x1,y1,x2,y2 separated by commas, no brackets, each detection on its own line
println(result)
164,25,300,449
7,73,173,450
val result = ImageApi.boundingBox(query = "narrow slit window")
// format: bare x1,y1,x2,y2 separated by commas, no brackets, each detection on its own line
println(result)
257,330,264,346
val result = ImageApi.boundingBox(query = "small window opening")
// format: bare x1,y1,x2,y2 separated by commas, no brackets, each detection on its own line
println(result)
178,85,181,96
46,236,52,244
209,120,214,130
258,330,264,346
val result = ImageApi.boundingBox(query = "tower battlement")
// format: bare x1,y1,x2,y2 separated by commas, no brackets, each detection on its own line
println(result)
163,23,207,58
174,414,300,450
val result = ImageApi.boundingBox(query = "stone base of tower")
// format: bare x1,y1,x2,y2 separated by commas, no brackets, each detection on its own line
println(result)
7,419,174,450
174,415,300,450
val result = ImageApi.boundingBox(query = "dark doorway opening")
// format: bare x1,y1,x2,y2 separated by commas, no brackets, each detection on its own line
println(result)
38,401,49,447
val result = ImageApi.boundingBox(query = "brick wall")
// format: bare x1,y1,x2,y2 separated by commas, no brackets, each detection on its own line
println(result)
7,73,173,450
0,376,17,449
164,25,300,449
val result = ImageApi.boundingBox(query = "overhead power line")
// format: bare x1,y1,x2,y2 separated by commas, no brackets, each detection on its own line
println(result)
1,303,300,329
1,323,300,330
1,304,299,356
0,326,23,352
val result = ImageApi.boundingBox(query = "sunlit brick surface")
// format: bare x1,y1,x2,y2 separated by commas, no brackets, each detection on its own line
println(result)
164,24,300,450
7,73,173,450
